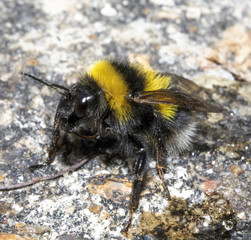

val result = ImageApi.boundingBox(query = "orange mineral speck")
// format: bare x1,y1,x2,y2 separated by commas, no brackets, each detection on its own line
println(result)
199,177,220,196
0,233,25,240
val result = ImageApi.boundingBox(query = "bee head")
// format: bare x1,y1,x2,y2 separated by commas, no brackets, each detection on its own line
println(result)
21,73,102,135
57,82,101,133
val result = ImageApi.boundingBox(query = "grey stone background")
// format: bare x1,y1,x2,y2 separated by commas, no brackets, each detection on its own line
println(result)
0,0,250,239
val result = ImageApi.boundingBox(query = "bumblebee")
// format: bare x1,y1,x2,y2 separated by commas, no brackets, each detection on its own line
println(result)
21,59,223,233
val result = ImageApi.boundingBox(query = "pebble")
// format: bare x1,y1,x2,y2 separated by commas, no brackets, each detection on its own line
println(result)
100,5,117,17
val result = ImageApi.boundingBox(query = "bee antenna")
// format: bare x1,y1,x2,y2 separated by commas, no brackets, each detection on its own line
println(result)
20,72,70,97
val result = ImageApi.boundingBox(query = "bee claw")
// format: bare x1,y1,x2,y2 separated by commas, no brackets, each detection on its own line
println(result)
29,164,45,171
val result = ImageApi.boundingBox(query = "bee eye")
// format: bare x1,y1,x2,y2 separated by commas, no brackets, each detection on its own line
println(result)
75,97,88,117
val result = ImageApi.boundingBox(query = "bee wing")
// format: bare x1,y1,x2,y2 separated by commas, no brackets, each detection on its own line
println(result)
161,72,202,94
132,89,224,113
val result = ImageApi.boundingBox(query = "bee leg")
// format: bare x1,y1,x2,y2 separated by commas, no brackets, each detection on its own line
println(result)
155,139,171,199
29,116,61,171
122,138,147,234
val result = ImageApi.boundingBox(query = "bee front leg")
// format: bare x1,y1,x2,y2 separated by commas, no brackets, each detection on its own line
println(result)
122,140,147,234
29,116,61,171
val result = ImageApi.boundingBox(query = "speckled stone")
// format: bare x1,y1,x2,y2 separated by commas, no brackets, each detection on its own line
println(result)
0,0,250,240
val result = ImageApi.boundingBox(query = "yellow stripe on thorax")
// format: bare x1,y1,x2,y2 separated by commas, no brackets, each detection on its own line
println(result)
134,64,177,120
88,60,132,123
